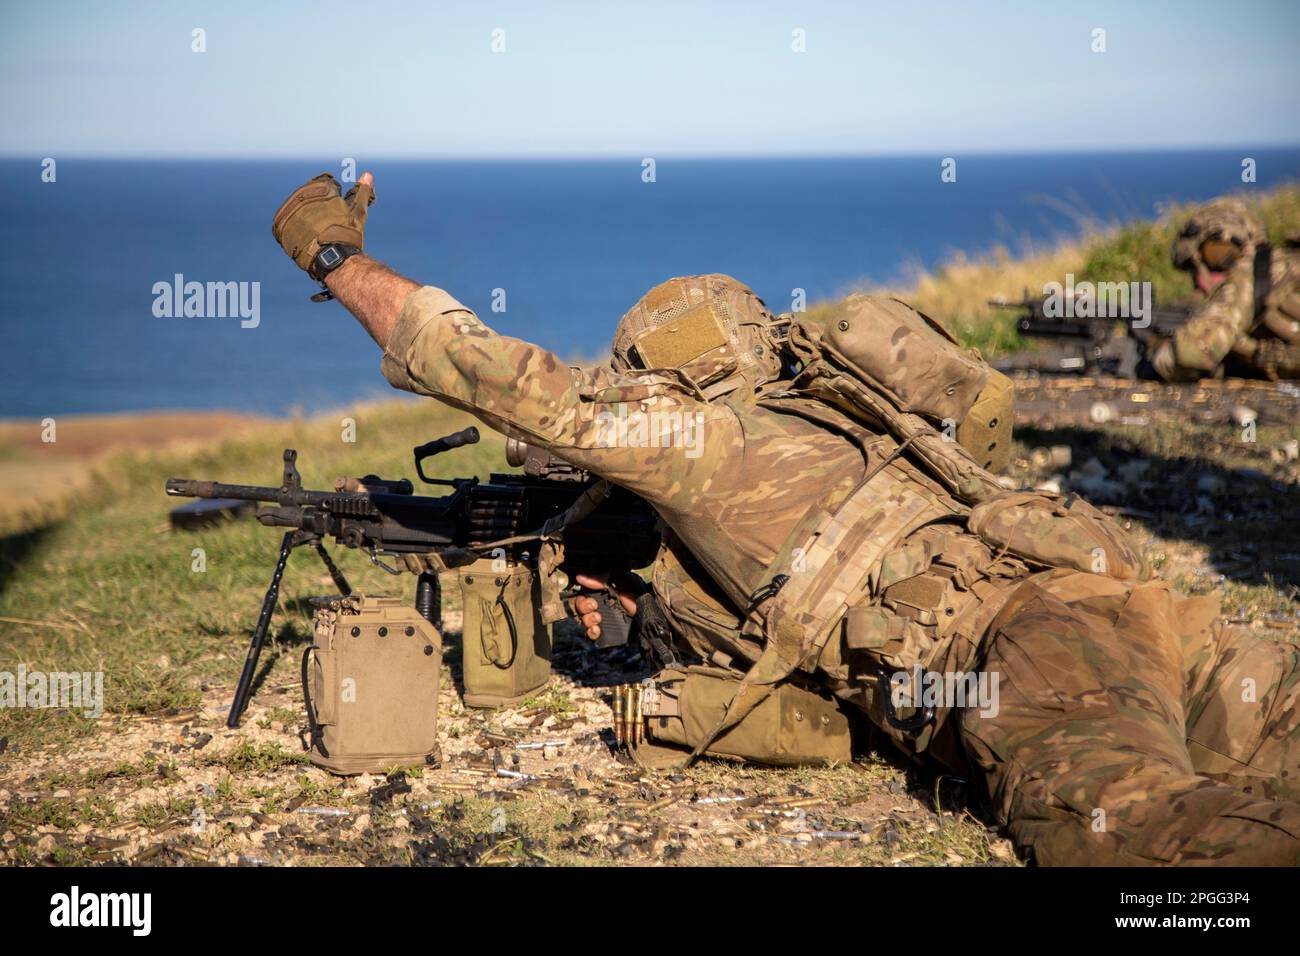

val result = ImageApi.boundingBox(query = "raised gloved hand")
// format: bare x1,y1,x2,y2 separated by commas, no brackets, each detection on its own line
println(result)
271,172,375,279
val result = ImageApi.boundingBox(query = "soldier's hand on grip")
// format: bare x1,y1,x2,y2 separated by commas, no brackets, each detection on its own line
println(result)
271,171,375,278
571,572,641,642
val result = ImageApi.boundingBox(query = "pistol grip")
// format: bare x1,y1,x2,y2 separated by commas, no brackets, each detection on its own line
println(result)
582,587,631,649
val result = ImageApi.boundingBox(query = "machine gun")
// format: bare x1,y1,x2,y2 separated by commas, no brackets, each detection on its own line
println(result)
166,427,660,727
987,291,1195,377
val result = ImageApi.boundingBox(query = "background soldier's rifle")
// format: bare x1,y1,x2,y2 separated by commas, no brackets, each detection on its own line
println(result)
987,291,1194,377
166,427,660,727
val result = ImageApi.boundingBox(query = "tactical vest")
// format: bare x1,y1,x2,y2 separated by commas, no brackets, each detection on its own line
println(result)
648,294,1151,762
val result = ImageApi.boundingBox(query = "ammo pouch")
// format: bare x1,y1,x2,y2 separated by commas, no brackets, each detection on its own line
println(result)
304,594,442,776
967,491,1150,582
447,558,552,708
622,666,854,769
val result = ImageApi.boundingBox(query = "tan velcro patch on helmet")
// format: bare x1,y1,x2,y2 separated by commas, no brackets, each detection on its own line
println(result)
642,282,690,317
632,302,730,370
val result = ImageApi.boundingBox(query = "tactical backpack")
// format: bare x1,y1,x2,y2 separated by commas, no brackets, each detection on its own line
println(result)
304,594,443,775
777,294,1148,579
799,295,1015,472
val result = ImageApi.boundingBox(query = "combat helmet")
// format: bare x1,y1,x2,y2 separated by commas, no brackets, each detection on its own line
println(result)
1171,198,1267,278
610,274,788,399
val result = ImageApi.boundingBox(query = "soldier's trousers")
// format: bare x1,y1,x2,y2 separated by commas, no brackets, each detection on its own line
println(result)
959,572,1300,865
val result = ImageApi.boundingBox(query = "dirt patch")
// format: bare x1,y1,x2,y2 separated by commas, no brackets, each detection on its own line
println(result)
0,411,268,460
0,411,268,533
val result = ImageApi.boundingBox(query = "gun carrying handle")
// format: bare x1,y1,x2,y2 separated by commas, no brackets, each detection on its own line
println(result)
414,426,481,484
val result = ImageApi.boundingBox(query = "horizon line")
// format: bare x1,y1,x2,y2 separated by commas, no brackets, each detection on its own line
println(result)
4,143,1300,163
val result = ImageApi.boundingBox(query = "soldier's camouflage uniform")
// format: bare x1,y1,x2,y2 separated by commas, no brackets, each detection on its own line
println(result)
380,279,1300,865
1151,198,1300,381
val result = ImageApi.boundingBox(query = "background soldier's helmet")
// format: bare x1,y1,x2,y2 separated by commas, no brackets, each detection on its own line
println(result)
610,274,787,399
1171,198,1267,277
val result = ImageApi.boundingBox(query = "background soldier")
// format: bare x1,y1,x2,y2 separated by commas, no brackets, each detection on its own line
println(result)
273,171,1300,865
1150,198,1300,381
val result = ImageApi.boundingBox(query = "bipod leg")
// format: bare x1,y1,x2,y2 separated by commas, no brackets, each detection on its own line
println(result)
226,530,307,729
313,541,352,596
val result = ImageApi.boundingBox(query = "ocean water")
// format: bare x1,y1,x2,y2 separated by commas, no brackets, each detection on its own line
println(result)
2,150,1298,418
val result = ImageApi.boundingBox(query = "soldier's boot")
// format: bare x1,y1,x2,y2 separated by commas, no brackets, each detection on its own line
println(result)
960,577,1300,865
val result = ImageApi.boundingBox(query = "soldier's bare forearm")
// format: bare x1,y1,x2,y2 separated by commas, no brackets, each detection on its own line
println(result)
324,254,420,349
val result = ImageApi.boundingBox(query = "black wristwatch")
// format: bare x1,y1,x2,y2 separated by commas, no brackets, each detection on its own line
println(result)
309,243,361,302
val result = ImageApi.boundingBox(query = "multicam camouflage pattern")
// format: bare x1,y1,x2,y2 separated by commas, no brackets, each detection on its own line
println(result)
382,285,873,611
1153,199,1300,381
965,491,1149,581
610,274,787,400
961,571,1300,865
381,280,1300,865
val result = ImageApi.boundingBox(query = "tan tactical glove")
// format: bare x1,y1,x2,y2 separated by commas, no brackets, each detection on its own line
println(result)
271,173,375,279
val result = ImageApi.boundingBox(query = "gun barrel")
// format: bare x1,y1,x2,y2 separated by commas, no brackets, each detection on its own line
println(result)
166,478,283,502
166,476,374,511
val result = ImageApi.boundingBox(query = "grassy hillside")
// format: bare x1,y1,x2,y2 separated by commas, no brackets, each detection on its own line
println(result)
887,183,1300,357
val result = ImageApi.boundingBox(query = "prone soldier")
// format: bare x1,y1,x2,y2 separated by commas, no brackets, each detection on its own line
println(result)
272,171,1300,865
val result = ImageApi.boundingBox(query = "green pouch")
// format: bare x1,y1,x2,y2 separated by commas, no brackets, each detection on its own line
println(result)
626,666,855,768
449,558,552,708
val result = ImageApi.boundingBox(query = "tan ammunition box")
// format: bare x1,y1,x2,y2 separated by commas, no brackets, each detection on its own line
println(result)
304,594,442,775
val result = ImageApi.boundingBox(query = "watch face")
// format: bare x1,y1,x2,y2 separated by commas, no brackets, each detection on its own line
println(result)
319,246,342,268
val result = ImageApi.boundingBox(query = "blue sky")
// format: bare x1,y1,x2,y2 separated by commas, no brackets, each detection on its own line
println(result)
2,0,1297,157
